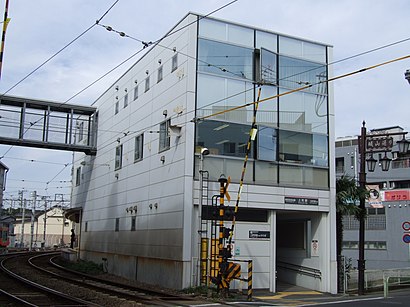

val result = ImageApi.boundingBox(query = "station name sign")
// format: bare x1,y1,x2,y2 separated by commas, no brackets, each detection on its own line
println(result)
249,230,270,239
366,136,394,151
285,196,319,206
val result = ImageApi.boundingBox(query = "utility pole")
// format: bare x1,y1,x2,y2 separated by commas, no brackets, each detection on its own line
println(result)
42,196,48,248
19,190,25,247
29,191,37,251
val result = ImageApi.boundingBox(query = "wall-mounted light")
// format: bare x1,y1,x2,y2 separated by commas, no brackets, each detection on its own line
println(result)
115,96,119,100
158,59,162,64
154,203,158,209
115,173,119,179
149,203,153,209
115,85,119,91
124,88,127,92
134,79,138,84
160,155,165,163
163,110,167,117
146,70,149,75
173,47,176,52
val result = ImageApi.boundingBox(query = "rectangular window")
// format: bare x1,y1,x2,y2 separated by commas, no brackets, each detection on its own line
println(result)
134,134,143,162
198,38,253,80
336,157,344,173
159,119,171,152
278,55,327,94
157,65,163,83
195,120,252,158
257,126,277,162
131,216,136,231
115,218,119,232
115,145,123,170
133,85,138,100
278,130,328,167
124,93,128,108
261,48,277,85
115,100,119,114
75,167,81,186
343,241,387,250
171,53,178,72
145,76,150,92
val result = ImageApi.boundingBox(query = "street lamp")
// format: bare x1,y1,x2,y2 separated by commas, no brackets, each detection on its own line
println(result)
405,69,410,85
357,121,409,295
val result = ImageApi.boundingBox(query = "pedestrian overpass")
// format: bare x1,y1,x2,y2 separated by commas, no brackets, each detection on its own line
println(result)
0,95,97,155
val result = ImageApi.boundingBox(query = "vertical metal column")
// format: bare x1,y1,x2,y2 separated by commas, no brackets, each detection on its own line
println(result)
358,121,367,295
217,175,228,290
247,260,253,301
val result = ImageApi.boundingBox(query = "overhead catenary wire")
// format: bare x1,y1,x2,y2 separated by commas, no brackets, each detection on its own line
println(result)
0,0,121,159
194,54,410,122
2,1,405,192
0,0,238,161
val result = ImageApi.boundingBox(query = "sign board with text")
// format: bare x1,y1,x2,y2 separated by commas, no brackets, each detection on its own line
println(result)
285,196,319,206
249,230,270,239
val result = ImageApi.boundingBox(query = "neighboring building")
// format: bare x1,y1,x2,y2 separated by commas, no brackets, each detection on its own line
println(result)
13,206,72,248
71,13,336,293
335,126,410,269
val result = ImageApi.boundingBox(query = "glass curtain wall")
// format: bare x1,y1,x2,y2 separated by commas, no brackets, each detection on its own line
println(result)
196,17,329,188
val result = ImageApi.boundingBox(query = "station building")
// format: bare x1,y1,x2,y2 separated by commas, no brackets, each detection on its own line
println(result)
71,13,337,293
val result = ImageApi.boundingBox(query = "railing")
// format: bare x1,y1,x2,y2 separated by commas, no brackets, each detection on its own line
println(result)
346,268,410,293
277,261,321,279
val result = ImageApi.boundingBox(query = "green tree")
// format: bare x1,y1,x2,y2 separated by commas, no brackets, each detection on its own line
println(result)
336,175,368,292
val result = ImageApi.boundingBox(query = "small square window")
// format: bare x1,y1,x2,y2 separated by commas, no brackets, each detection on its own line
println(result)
171,54,178,72
115,145,123,170
115,100,119,114
157,66,163,83
115,218,120,232
124,93,128,108
131,216,136,231
133,85,138,100
134,134,143,162
145,76,150,92
159,119,171,152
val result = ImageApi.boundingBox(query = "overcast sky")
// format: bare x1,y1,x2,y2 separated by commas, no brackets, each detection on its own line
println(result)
1,0,409,203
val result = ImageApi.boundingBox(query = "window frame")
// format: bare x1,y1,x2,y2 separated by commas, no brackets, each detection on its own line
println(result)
124,93,128,108
157,65,163,83
145,76,150,92
75,166,81,186
115,144,123,170
115,100,119,114
115,218,120,232
133,85,138,100
134,134,144,162
131,216,136,231
171,53,178,72
159,119,171,152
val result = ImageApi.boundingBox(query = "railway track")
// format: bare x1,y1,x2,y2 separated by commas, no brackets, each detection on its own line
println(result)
2,251,208,306
0,252,93,306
